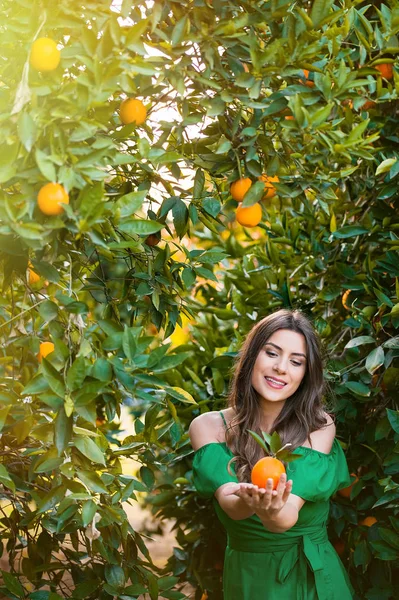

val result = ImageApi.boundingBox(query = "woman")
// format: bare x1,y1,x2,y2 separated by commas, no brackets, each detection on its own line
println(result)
189,309,354,600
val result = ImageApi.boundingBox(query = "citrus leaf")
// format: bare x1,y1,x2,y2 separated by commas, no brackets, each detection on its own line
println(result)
247,429,269,453
74,436,106,465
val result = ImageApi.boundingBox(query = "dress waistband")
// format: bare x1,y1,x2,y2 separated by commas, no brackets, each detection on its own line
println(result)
227,528,332,600
228,526,328,552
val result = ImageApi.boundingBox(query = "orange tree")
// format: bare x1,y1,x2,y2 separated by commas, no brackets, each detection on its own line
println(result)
0,1,399,600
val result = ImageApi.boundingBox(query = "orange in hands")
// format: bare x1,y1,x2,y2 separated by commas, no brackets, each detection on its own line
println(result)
251,456,286,490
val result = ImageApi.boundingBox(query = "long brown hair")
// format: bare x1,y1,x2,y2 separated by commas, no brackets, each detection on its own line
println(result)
225,309,332,483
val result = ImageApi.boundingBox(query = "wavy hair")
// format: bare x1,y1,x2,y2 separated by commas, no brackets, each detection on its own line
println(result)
225,309,332,483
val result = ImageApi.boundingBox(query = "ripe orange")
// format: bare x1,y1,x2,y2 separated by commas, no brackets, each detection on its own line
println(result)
362,99,376,110
302,69,315,87
236,203,262,227
145,234,160,247
230,177,252,202
30,38,61,72
27,262,40,284
251,456,286,490
38,341,55,362
258,174,279,199
332,539,345,556
119,98,147,126
360,516,377,527
337,473,359,498
285,115,295,120
37,183,69,216
375,63,393,80
342,289,351,310
200,593,208,600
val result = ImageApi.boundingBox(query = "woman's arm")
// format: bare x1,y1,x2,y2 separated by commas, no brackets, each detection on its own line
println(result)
214,483,255,520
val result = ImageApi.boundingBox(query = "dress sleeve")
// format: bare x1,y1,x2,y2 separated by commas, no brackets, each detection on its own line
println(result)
287,438,352,502
192,443,238,499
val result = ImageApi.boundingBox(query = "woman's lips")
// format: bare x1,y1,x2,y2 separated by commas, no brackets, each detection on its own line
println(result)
265,377,287,389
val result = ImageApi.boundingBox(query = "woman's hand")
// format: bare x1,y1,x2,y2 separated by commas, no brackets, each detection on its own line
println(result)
222,473,293,520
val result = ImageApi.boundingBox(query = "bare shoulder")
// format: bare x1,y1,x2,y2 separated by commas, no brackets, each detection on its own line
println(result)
309,412,336,454
188,411,226,451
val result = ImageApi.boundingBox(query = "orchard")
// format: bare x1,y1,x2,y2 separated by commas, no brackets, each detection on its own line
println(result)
0,1,399,600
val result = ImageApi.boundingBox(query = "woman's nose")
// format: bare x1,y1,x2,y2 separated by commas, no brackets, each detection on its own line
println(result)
273,360,287,373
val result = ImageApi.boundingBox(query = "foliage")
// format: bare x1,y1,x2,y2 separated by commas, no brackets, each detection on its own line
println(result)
0,0,398,599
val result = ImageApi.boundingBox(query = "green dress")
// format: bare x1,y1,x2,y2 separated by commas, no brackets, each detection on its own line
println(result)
192,420,355,600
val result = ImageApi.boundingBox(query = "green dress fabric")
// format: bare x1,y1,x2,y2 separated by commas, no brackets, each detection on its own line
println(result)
192,431,355,600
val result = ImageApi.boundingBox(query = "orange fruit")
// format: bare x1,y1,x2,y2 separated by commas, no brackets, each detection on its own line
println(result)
145,234,160,247
337,473,359,498
362,99,376,110
342,289,351,310
200,593,208,600
27,262,41,284
119,98,147,126
332,539,345,556
375,63,393,80
301,69,315,87
230,177,252,202
30,38,61,72
37,183,69,216
285,115,295,120
38,341,55,362
251,456,286,490
360,516,377,527
236,203,262,227
258,174,279,199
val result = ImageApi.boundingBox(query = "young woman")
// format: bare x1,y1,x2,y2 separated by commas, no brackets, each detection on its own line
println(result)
189,309,354,600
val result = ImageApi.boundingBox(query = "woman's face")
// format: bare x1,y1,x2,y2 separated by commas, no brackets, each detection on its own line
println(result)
251,328,307,402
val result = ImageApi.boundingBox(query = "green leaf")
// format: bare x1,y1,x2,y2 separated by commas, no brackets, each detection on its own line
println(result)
18,112,37,152
0,405,11,433
115,189,147,218
1,570,25,598
379,527,399,550
41,358,66,398
247,429,269,453
332,226,368,239
165,386,197,404
365,347,385,374
92,358,112,382
345,336,375,349
54,406,72,456
22,373,49,396
74,436,106,465
0,464,16,493
345,381,371,397
311,0,333,25
66,357,87,392
353,539,372,567
193,168,205,199
105,565,125,590
241,181,264,207
119,220,163,235
171,15,188,45
386,409,399,434
37,485,66,514
38,300,59,322
376,158,397,176
76,469,108,494
82,499,97,527
35,148,57,182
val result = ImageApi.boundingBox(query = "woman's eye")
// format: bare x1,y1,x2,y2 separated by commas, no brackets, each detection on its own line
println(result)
292,361,302,367
266,351,277,357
